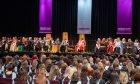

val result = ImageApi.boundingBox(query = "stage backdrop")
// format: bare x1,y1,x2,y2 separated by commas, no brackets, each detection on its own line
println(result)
39,0,52,33
117,0,132,34
77,0,92,34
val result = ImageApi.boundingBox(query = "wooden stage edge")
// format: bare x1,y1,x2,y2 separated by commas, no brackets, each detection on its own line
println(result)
0,51,95,57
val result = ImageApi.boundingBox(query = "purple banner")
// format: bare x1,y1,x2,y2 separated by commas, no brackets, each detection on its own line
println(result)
39,0,52,33
117,0,132,34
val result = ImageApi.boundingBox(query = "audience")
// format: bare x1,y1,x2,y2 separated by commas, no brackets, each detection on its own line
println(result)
0,36,140,84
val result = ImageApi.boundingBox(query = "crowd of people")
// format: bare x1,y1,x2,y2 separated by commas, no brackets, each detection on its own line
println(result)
0,37,140,84
0,36,140,55
95,37,140,55
0,53,140,84
0,36,69,53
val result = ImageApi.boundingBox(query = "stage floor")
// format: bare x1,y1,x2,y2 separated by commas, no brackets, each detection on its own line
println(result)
0,51,95,57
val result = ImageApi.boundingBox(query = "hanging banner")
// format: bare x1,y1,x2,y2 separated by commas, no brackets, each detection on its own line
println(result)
77,0,92,34
39,0,52,33
117,0,132,34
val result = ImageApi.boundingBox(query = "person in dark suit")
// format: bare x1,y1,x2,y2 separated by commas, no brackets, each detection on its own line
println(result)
126,38,134,54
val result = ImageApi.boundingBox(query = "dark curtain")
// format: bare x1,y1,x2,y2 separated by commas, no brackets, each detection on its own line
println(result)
52,0,78,41
0,0,140,40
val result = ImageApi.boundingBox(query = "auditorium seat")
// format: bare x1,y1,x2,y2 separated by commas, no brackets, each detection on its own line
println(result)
0,81,9,84
63,80,69,84
49,80,60,84
0,78,12,84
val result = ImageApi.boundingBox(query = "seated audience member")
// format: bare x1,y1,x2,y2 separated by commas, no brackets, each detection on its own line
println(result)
68,71,81,84
48,65,62,83
106,72,121,84
81,65,95,84
3,62,16,79
62,66,74,83
126,60,134,73
33,64,48,84
133,69,140,84
119,72,129,84
59,62,68,76
15,68,30,84
29,59,38,77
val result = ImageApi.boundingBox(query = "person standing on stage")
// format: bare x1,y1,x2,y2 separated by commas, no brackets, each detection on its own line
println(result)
34,37,40,52
9,37,17,52
126,38,134,54
26,37,33,52
114,37,123,54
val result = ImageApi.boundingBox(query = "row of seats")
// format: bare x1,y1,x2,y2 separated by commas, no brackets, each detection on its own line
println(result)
0,78,70,84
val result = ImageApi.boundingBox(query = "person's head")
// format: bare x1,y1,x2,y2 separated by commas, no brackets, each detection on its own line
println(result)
32,60,38,70
133,69,140,83
122,38,126,42
81,65,88,78
5,56,13,64
38,37,42,41
119,72,128,84
117,37,120,41
108,72,120,84
77,63,83,74
102,38,106,42
128,38,132,42
102,70,111,82
60,63,68,69
89,57,93,64
29,37,32,40
45,59,52,70
113,58,119,66
63,66,74,79
95,58,100,64
71,71,81,82
20,60,28,71
135,39,138,42
82,58,88,65
35,64,47,84
49,65,59,80
97,62,104,72
17,68,28,81
56,38,59,41
43,37,46,40
6,62,14,71
37,64,46,76
126,61,134,73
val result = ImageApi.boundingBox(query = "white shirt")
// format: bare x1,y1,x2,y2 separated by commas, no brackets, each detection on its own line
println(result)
115,41,121,48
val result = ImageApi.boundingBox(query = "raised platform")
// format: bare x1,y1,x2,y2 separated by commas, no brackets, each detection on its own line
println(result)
0,51,95,57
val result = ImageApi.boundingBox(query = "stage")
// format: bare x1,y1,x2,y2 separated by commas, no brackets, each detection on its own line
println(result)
0,51,95,57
